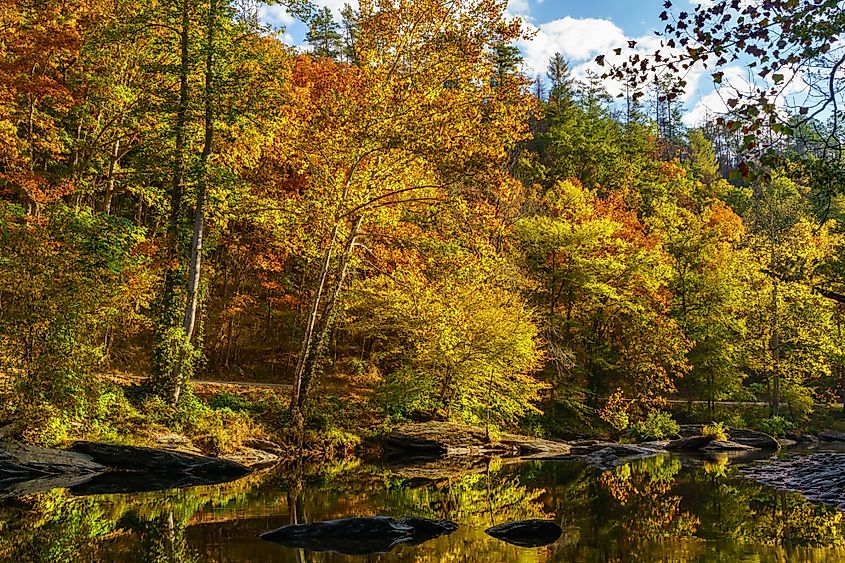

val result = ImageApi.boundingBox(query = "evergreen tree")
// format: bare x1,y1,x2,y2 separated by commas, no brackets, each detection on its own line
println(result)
492,42,522,87
546,52,575,105
340,3,360,64
306,7,342,60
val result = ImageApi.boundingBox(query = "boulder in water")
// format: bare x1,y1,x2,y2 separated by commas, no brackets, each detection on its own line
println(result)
485,519,562,547
260,516,458,555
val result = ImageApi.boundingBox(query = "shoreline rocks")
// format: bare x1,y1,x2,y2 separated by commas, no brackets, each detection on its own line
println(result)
0,441,252,498
386,422,572,458
742,453,845,510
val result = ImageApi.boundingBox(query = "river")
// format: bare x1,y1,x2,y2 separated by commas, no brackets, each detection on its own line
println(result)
2,447,845,562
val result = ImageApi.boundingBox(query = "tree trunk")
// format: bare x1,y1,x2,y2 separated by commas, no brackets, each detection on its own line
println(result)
290,216,364,429
103,138,120,214
289,223,340,426
171,0,216,405
770,273,781,417
152,0,190,399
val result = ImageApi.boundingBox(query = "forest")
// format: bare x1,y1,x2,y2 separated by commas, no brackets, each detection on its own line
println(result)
2,0,845,458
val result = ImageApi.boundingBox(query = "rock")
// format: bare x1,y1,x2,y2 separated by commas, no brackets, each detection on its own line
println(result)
678,425,705,437
702,440,755,451
778,438,797,447
485,519,563,548
666,436,714,451
742,453,845,509
71,441,251,478
638,441,670,451
222,446,280,468
728,429,780,450
794,434,820,444
498,433,571,456
152,433,203,455
387,422,496,456
243,438,286,455
0,441,253,499
818,431,845,442
0,443,106,498
260,516,457,555
386,422,569,458
0,422,21,441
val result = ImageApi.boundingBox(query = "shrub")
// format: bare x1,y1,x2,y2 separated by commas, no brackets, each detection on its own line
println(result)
190,407,264,455
629,410,680,441
702,422,728,441
208,391,255,413
758,416,794,438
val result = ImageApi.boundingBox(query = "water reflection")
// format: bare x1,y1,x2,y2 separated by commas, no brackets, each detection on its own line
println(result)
3,454,845,562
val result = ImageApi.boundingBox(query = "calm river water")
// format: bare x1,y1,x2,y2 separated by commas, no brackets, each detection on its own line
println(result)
3,448,845,562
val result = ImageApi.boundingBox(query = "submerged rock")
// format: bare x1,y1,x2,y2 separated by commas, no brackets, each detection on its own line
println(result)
485,519,563,547
260,516,458,555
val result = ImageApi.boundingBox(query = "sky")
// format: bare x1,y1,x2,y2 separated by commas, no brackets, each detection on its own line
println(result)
259,0,730,126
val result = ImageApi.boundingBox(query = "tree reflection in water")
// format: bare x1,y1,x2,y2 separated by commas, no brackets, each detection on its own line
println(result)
3,455,845,561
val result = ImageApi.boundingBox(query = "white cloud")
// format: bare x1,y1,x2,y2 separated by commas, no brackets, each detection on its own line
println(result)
518,17,628,77
505,0,532,19
258,5,295,28
683,67,747,126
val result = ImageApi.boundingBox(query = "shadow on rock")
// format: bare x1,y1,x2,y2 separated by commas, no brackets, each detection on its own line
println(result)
260,516,458,555
485,519,562,548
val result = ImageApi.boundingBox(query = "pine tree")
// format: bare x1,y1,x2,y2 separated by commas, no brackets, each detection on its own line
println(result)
340,3,360,64
306,7,342,60
546,52,574,105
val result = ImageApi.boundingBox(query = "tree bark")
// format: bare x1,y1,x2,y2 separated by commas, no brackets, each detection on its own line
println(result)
290,216,364,436
152,0,191,401
171,0,216,405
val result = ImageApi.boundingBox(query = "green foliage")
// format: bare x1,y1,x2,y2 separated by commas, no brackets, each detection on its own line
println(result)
207,391,255,413
346,247,545,427
0,204,143,391
701,422,729,441
629,411,680,441
758,416,794,438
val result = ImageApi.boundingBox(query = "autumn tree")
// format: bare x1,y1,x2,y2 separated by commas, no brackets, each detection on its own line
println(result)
514,179,690,411
277,0,535,433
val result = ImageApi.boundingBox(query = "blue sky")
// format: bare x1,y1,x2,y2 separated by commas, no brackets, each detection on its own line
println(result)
260,0,729,125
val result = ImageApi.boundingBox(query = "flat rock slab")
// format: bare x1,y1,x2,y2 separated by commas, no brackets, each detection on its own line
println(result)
387,422,570,458
485,519,562,548
818,431,845,442
666,436,716,451
1,441,252,499
728,429,780,450
71,441,251,477
702,440,756,451
0,443,106,499
261,516,457,555
742,453,845,510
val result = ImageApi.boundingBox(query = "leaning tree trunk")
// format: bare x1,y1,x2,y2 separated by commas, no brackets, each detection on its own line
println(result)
290,216,363,435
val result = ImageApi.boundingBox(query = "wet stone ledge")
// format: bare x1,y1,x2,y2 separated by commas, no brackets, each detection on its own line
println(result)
741,453,845,510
